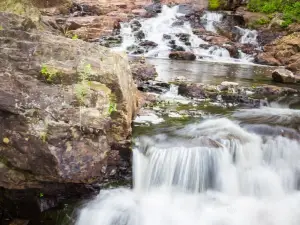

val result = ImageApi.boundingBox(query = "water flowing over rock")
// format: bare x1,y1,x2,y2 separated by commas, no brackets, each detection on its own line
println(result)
76,110,300,225
114,6,258,63
0,12,137,191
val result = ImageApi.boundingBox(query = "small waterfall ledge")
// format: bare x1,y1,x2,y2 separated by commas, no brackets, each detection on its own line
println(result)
76,107,300,225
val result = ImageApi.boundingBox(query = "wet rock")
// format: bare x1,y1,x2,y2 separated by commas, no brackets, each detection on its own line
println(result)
144,3,162,17
222,44,240,58
130,60,158,82
99,35,122,47
170,45,186,52
169,51,196,60
163,34,172,40
172,20,184,27
139,40,158,50
178,83,207,98
175,33,190,42
272,68,296,83
199,44,212,49
138,81,170,94
0,12,137,192
130,20,142,32
134,30,145,41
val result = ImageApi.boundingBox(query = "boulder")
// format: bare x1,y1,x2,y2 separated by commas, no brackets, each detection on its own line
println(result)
178,83,207,98
130,20,142,32
134,30,145,41
139,40,158,50
175,33,190,42
163,34,172,40
0,12,137,191
272,68,296,83
169,51,196,60
258,32,300,72
130,59,158,82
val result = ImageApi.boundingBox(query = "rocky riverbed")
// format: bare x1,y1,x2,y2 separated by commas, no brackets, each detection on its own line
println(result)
0,0,300,224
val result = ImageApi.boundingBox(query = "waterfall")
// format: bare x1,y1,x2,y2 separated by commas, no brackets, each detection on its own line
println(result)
76,107,300,225
235,26,258,46
201,11,224,33
114,6,256,63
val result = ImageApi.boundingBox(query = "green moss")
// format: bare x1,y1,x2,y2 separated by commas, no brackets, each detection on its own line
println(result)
40,64,60,82
208,0,221,10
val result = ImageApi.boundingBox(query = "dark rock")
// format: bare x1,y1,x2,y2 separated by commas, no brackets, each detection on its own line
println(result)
199,44,212,49
178,83,207,98
138,81,170,94
169,51,196,60
169,40,176,45
134,30,145,41
130,20,142,32
144,3,162,17
99,35,122,48
272,68,296,83
175,33,190,42
139,40,158,50
130,60,158,82
170,45,186,52
163,34,172,40
172,20,184,27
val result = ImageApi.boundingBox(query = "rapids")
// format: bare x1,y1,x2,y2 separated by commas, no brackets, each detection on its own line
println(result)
114,6,258,63
76,107,300,225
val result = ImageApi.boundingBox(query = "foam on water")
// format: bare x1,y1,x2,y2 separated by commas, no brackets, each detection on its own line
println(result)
76,108,300,225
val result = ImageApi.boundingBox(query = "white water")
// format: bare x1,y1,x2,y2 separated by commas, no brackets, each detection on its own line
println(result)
76,107,300,225
201,11,223,32
235,26,258,46
114,6,257,63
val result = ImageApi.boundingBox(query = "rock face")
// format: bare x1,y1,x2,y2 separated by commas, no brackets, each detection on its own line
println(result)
256,32,300,72
0,12,137,190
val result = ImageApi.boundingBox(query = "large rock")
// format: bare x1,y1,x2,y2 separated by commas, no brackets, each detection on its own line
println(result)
169,51,196,60
272,68,296,83
257,32,300,72
0,12,137,191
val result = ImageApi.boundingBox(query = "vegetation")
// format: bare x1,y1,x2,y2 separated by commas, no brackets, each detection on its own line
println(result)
74,62,92,103
208,0,221,10
247,0,300,27
41,64,59,82
72,34,78,40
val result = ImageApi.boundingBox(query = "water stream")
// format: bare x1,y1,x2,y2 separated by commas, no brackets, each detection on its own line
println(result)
76,108,300,225
73,4,300,225
114,6,258,63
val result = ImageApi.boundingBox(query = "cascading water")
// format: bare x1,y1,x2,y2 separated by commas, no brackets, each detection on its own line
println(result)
114,6,257,63
76,107,300,225
201,11,223,33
